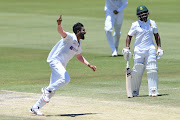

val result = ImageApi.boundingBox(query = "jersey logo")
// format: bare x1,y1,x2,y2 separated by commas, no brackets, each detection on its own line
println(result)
73,42,76,45
69,46,78,52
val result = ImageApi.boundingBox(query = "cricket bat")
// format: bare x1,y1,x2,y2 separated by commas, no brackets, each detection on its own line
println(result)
126,59,133,98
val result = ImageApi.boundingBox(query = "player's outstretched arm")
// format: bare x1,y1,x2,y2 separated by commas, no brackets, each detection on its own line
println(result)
76,54,97,71
57,15,67,38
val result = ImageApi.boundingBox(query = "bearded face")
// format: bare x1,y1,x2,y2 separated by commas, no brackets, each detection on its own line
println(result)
137,11,149,22
80,32,85,40
79,27,86,40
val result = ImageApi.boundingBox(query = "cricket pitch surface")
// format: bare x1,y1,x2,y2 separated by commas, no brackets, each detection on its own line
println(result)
0,90,179,120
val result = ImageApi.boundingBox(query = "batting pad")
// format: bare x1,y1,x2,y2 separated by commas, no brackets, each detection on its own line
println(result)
146,60,159,96
131,63,145,96
33,96,47,109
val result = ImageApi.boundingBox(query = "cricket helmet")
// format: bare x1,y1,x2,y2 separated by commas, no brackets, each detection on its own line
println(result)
136,5,148,15
136,5,149,22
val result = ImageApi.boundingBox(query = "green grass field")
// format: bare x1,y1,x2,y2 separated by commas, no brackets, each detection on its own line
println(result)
0,0,180,120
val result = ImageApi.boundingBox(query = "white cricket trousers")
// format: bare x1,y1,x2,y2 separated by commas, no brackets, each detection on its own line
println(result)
46,60,70,91
133,48,157,64
104,10,124,52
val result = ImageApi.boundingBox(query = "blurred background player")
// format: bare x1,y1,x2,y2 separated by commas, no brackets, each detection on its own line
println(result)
122,5,163,97
104,0,128,56
30,15,97,116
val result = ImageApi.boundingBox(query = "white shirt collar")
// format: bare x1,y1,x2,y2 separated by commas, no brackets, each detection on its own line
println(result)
138,19,150,24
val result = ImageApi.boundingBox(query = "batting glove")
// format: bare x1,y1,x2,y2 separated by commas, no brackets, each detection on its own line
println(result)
156,47,164,59
122,47,132,61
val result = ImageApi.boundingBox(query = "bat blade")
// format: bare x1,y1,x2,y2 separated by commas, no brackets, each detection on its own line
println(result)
126,67,133,98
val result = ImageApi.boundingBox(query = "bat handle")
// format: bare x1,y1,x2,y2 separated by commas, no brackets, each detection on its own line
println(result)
126,58,129,68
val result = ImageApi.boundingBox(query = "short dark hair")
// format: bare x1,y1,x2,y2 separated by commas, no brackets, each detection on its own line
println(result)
73,22,84,34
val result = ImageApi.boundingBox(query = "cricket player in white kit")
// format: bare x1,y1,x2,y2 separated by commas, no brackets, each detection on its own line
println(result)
30,15,97,116
104,0,128,56
123,5,163,97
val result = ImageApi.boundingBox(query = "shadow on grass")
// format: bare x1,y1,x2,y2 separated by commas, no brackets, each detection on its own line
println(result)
100,54,123,57
46,113,99,117
137,94,169,97
118,54,123,57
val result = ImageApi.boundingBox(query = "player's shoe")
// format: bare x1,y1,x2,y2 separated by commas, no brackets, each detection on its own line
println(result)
132,91,139,97
149,88,159,97
151,91,159,97
41,87,55,103
112,50,118,57
30,107,44,116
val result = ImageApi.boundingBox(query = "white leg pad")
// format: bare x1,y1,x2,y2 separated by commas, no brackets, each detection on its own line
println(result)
146,60,159,96
131,63,145,96
33,96,47,109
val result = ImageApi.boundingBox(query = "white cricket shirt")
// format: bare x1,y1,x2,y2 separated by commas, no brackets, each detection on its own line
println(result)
128,19,158,50
104,0,128,13
47,32,82,67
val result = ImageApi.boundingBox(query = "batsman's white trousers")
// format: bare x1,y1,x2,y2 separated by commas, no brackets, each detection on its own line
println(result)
47,60,70,91
104,10,124,52
133,47,157,64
